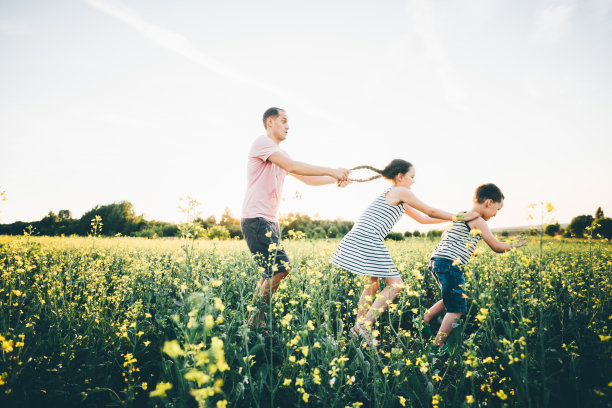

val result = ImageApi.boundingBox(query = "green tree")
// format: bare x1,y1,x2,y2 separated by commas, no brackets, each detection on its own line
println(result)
567,215,594,238
413,230,421,237
427,230,443,239
595,206,604,219
58,209,72,222
545,223,560,237
385,232,404,241
404,231,413,238
79,201,144,236
206,225,231,240
219,208,239,227
592,217,612,239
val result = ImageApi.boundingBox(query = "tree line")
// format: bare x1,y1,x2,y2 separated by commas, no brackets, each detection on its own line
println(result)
0,202,609,240
541,206,612,239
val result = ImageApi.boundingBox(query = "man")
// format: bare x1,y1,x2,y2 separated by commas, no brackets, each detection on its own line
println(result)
241,107,349,326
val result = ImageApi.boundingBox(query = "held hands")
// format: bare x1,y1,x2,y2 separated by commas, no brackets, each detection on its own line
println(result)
453,211,480,222
332,168,351,188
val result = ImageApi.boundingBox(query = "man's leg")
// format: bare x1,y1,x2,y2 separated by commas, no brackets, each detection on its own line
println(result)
249,271,290,327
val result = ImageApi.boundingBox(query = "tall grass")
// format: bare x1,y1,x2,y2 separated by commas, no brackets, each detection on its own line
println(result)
0,235,610,407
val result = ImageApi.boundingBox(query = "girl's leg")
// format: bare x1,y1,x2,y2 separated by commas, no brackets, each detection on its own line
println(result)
362,276,404,326
424,300,446,325
356,277,379,324
434,312,462,347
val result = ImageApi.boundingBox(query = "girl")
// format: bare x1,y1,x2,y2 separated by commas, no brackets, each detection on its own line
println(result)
330,159,477,346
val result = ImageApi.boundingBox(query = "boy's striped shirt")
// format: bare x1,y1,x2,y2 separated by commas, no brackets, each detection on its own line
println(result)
431,221,481,265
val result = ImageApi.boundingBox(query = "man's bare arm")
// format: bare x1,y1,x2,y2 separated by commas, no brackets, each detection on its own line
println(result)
268,151,349,180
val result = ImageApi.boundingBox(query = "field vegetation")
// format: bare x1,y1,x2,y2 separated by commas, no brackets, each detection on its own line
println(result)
0,230,610,407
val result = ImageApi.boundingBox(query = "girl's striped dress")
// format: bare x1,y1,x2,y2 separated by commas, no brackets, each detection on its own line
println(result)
331,187,405,278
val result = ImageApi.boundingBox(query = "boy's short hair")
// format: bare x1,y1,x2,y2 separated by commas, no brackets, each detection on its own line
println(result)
474,183,504,203
262,107,284,129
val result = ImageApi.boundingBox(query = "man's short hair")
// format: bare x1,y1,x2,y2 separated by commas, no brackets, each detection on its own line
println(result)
474,183,504,203
262,107,284,129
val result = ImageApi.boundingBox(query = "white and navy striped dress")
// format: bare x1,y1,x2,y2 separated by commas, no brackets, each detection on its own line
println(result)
431,221,481,265
331,187,405,278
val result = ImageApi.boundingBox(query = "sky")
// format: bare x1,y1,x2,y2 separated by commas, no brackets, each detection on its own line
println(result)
1,0,611,233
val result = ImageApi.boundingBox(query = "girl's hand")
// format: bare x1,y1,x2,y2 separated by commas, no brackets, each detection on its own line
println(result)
337,179,352,188
454,211,480,222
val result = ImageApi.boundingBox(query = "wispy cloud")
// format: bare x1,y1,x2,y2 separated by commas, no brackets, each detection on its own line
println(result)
82,0,352,128
533,2,575,44
404,0,469,110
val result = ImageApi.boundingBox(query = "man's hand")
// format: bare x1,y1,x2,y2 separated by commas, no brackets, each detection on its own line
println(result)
330,168,350,181
337,179,352,188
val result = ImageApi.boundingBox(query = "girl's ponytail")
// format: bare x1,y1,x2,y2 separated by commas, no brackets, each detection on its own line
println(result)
350,165,384,182
350,160,412,183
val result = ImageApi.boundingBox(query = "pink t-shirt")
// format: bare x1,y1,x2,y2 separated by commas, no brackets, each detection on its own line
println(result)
241,135,288,222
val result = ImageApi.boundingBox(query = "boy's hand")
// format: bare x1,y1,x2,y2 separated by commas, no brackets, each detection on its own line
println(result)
511,234,527,248
456,211,480,222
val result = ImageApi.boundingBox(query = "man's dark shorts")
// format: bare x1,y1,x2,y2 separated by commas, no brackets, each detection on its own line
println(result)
428,257,467,313
241,217,291,278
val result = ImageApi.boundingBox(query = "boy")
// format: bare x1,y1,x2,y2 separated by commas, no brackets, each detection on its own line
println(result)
420,183,526,354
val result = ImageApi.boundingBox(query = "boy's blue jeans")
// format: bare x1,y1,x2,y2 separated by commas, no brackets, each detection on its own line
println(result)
429,257,468,313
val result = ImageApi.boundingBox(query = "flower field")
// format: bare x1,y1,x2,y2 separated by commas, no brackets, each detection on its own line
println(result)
0,234,610,407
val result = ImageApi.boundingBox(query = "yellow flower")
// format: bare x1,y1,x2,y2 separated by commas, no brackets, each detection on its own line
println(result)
399,396,406,406
302,392,309,403
141,382,147,390
282,378,292,386
216,401,228,408
599,335,611,342
466,395,474,404
184,369,211,386
205,315,214,330
546,202,555,213
496,390,508,400
214,297,225,312
163,340,184,358
150,382,172,398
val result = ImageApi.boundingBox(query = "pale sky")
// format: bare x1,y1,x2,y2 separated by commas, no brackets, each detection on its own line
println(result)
1,0,611,232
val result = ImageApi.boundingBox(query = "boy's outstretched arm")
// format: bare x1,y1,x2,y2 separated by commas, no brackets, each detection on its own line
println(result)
468,218,526,252
404,205,448,224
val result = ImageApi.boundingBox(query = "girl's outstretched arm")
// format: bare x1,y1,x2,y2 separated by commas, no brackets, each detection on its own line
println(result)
396,188,479,221
404,205,448,224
